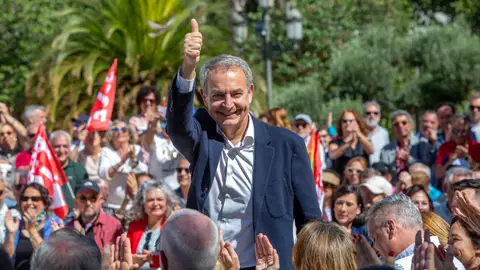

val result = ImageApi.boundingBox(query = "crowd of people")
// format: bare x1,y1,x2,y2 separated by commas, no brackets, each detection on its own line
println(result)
0,18,479,270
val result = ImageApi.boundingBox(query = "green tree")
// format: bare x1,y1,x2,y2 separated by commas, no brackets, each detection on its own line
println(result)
27,0,231,129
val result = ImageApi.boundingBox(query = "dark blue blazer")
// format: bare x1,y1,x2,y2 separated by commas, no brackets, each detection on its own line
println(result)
166,75,321,269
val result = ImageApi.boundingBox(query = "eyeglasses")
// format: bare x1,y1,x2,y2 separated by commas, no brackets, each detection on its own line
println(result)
20,195,42,202
365,111,379,116
27,133,36,138
342,119,355,124
295,123,307,128
452,129,467,136
78,195,97,204
142,98,156,104
0,131,13,136
470,105,480,111
393,121,408,127
347,168,363,175
112,127,128,133
176,168,190,174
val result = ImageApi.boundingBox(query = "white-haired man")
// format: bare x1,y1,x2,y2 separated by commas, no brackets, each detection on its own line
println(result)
23,105,47,125
408,162,442,202
159,209,220,270
434,167,475,222
363,101,389,164
367,194,423,270
50,130,89,212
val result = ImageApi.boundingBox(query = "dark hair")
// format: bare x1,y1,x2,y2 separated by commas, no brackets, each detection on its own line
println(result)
451,216,480,249
435,102,456,115
332,185,365,226
405,184,434,212
22,183,52,210
136,86,160,107
453,179,480,192
31,228,101,270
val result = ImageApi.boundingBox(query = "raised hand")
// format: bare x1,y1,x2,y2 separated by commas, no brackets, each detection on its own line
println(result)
51,219,64,232
453,190,480,233
181,18,202,80
109,234,140,270
255,233,280,270
218,228,240,270
4,210,19,233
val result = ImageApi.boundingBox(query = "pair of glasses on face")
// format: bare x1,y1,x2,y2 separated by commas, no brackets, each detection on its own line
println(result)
112,127,128,134
342,119,355,124
143,98,156,104
78,195,97,204
295,123,307,129
176,168,190,174
20,195,42,202
452,129,467,136
469,105,480,111
365,111,379,116
27,133,36,138
0,131,13,136
347,168,363,175
393,121,408,127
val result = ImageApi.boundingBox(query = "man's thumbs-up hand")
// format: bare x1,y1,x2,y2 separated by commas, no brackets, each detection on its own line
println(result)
181,19,203,80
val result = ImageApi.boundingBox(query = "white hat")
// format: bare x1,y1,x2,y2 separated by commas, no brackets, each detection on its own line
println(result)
361,176,393,196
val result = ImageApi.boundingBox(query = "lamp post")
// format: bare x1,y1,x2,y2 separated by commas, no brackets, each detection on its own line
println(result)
258,0,274,109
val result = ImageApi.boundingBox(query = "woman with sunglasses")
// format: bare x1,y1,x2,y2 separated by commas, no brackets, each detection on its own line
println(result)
126,181,179,269
174,159,191,208
342,157,368,186
3,183,62,268
329,110,374,176
129,86,161,135
98,120,148,214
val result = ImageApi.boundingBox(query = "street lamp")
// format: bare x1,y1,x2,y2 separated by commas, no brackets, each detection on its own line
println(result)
231,9,248,44
286,4,303,50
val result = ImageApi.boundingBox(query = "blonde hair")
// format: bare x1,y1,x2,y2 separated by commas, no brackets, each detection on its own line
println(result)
421,212,450,247
411,171,430,189
106,119,138,148
293,221,357,270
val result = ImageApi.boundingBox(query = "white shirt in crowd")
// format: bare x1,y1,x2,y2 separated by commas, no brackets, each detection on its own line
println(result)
177,74,256,267
368,125,390,164
98,145,148,209
149,136,181,191
0,204,20,245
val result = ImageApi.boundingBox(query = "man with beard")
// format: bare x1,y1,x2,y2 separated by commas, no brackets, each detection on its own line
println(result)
363,101,389,164
67,181,122,252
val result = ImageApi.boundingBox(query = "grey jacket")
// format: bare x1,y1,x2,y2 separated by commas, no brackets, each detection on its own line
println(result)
379,134,436,167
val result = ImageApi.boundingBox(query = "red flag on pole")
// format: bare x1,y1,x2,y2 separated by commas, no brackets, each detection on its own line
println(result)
87,59,117,131
28,124,69,219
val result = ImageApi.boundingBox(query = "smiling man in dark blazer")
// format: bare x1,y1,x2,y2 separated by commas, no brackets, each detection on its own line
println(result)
167,19,321,270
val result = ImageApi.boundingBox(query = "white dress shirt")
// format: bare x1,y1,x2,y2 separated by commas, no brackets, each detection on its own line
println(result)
177,72,256,267
368,125,390,164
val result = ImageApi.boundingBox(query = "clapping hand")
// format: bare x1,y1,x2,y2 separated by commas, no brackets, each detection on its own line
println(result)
255,233,279,270
5,210,19,234
218,228,240,270
22,208,37,232
182,19,202,80
353,234,394,268
50,219,64,232
453,190,480,233
126,174,138,200
105,234,140,270
412,229,456,270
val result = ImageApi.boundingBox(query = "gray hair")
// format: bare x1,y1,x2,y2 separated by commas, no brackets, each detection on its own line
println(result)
49,130,72,146
391,110,414,125
409,163,431,179
128,180,179,221
199,54,253,92
421,110,437,121
444,167,474,186
450,113,469,125
23,105,45,123
106,119,137,148
363,101,381,114
31,228,101,270
159,209,220,270
367,194,423,231
469,93,480,103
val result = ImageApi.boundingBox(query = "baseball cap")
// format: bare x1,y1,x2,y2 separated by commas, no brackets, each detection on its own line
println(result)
322,170,340,186
71,114,89,125
75,180,100,195
294,114,312,124
361,176,393,196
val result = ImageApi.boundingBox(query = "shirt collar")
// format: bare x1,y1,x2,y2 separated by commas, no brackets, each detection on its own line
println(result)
216,114,255,149
395,242,415,261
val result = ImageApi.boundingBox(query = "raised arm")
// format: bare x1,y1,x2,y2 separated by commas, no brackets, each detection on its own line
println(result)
166,19,203,162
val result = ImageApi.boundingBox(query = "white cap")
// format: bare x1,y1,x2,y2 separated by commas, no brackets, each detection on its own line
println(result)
361,176,393,196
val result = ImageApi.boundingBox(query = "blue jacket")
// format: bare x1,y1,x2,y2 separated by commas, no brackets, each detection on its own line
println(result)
167,75,322,270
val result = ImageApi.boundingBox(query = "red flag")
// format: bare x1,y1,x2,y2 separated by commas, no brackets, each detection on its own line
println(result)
28,124,69,219
87,59,117,131
307,130,324,210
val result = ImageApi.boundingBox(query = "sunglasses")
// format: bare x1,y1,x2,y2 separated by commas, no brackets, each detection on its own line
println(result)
20,195,42,202
27,133,36,138
295,123,307,128
78,195,97,204
0,131,13,136
470,105,480,111
452,129,467,136
347,168,363,175
176,168,190,174
112,127,128,133
365,111,379,116
142,98,156,104
342,119,355,124
393,121,408,127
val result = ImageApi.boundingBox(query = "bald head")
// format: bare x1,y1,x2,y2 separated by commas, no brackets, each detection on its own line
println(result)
159,209,220,270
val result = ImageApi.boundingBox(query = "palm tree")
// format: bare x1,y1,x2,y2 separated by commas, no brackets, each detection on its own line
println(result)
26,0,232,129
